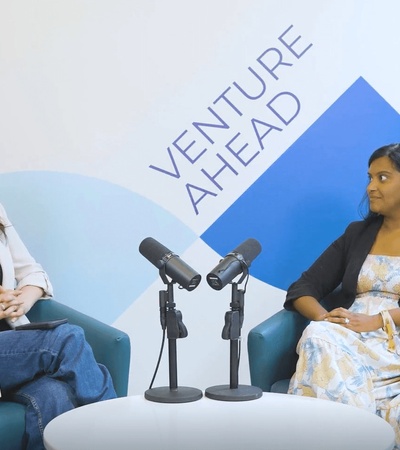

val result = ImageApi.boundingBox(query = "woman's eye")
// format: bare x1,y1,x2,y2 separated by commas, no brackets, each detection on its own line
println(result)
380,175,388,181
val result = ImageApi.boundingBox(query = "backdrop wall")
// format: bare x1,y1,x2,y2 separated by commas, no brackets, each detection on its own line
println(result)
1,0,399,395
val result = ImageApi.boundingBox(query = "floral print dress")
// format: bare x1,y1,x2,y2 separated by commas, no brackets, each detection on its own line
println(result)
289,255,400,447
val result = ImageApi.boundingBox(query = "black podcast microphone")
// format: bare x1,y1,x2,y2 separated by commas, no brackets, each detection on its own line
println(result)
206,238,262,290
139,237,201,291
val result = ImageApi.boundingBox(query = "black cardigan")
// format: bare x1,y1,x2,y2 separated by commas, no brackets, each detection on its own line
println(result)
284,216,387,311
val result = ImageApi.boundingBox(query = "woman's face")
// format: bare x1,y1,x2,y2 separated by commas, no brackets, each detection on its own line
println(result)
367,155,400,217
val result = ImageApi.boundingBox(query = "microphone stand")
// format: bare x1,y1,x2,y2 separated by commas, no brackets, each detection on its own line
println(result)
145,266,203,403
205,269,263,401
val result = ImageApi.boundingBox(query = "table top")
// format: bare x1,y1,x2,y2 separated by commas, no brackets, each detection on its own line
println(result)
44,392,395,450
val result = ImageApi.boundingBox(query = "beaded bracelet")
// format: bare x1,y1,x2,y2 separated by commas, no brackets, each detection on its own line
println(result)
379,310,396,353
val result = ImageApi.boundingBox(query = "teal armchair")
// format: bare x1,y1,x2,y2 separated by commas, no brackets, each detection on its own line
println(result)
248,308,309,393
247,290,341,393
0,299,131,450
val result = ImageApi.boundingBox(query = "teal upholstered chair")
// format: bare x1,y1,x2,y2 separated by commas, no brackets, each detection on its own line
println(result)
247,290,341,393
0,299,131,450
248,308,308,393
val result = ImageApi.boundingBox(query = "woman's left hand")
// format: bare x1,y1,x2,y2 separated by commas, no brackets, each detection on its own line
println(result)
0,285,44,322
0,286,24,321
323,307,383,332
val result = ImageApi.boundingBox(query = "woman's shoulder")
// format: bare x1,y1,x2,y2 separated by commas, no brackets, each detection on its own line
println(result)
344,216,382,236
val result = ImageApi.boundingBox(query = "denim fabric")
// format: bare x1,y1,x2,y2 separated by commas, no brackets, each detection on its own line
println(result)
1,323,117,449
10,378,77,450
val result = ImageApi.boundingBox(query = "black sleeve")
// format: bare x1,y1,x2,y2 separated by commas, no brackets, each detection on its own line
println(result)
283,225,352,311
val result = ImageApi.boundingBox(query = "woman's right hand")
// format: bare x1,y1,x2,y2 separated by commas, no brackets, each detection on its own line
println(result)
0,286,23,320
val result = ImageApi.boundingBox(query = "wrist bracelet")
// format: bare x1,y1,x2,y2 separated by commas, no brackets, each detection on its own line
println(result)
379,310,395,352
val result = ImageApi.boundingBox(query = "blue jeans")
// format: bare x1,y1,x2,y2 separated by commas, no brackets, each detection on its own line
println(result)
0,324,117,450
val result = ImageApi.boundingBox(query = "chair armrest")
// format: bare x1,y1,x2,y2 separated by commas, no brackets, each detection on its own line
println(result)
27,299,131,397
247,309,309,392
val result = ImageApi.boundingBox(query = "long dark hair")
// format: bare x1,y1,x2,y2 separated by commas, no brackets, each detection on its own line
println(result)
359,143,400,219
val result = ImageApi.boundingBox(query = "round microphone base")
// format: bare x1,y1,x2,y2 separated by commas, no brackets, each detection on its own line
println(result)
145,386,203,404
205,384,263,402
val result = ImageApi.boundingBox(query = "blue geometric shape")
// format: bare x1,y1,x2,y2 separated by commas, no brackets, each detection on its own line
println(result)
0,172,198,323
201,77,400,291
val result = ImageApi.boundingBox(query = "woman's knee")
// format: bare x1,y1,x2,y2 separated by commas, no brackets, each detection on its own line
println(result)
301,321,329,339
12,376,77,414
47,323,87,352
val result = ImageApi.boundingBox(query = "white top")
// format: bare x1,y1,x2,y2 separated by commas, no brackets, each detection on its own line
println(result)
44,393,395,450
0,203,52,296
0,203,53,397
0,202,53,327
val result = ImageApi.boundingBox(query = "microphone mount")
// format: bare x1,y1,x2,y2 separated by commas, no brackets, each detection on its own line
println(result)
158,256,173,285
205,280,263,402
224,251,249,286
144,266,202,404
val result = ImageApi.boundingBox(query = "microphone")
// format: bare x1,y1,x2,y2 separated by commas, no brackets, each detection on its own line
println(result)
139,237,201,291
206,238,262,290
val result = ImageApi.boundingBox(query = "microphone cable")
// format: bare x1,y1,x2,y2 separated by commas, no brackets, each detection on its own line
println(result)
236,271,250,367
148,329,166,390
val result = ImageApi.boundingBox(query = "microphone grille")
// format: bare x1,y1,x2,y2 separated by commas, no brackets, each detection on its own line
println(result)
139,237,172,269
232,238,262,266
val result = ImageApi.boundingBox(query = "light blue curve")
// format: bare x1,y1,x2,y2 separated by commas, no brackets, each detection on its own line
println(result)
0,171,198,324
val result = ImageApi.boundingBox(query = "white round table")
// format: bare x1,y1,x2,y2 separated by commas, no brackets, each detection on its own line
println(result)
44,393,395,450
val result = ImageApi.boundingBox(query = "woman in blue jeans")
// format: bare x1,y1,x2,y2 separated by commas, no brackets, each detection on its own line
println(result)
0,203,116,449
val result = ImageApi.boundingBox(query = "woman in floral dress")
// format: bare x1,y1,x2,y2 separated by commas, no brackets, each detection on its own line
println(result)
284,143,400,447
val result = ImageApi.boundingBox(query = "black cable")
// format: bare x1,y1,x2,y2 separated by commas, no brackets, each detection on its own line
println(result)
148,329,166,390
237,272,249,365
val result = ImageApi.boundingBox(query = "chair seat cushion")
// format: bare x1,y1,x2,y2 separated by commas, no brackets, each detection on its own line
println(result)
0,401,26,450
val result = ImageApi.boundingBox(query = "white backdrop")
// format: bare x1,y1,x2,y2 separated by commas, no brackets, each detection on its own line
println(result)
1,0,400,395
